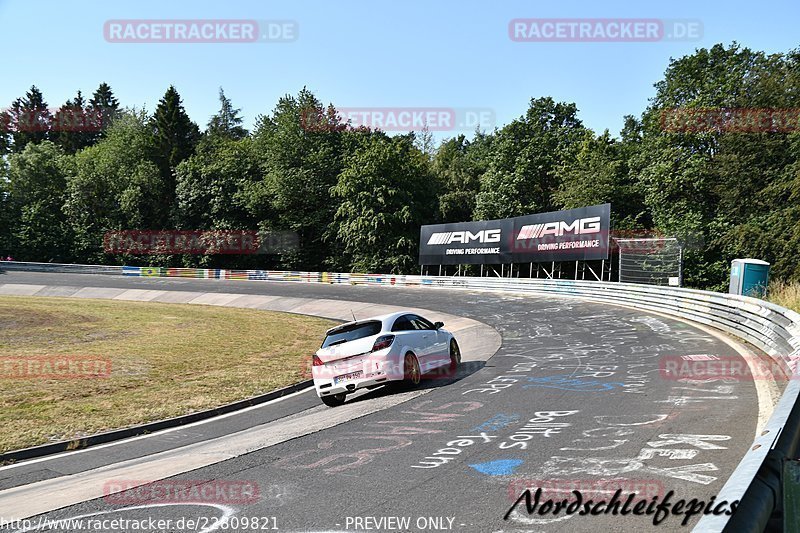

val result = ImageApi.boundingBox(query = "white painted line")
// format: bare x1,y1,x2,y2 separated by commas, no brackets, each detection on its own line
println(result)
0,386,313,473
11,503,234,533
0,389,431,520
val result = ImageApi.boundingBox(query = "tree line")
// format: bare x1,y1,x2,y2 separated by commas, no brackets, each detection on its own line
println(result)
1,42,799,291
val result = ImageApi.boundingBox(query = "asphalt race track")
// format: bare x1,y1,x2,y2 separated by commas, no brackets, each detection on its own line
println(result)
0,271,764,532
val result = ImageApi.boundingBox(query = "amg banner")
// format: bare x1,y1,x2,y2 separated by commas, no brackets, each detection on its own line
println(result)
512,203,611,262
419,218,513,265
419,203,610,265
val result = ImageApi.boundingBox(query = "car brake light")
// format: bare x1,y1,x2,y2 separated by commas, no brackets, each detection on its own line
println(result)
372,335,394,352
312,354,324,366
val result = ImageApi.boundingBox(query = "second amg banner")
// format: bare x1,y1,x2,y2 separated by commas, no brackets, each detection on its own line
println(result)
419,204,611,265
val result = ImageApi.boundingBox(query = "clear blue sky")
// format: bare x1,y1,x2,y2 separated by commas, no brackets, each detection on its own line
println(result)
1,0,798,140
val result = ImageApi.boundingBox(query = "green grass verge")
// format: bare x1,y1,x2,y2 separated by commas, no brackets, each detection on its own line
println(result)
0,296,335,453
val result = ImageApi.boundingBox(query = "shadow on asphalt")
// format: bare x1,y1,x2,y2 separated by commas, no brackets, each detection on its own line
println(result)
340,360,486,406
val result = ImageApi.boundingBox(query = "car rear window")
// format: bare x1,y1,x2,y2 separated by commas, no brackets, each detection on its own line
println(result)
322,321,382,348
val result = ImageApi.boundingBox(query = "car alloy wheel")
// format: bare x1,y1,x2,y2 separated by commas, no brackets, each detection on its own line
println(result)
404,353,421,386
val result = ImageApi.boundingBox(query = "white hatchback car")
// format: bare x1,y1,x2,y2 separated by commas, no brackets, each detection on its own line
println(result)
311,311,461,407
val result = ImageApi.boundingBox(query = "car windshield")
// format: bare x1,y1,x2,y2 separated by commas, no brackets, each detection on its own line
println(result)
321,321,382,348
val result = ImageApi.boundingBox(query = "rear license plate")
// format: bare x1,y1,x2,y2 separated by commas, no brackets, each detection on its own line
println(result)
334,371,363,384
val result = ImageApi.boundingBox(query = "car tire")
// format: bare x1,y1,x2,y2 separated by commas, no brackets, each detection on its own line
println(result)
449,339,461,372
403,352,421,387
320,392,346,407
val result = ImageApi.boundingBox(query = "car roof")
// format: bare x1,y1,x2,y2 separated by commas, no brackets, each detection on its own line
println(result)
324,311,418,335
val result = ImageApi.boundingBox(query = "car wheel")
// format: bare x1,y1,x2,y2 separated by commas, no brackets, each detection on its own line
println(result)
404,352,421,387
449,339,461,371
320,393,346,407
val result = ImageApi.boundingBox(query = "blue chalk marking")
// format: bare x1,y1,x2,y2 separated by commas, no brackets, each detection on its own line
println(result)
469,459,523,476
522,375,625,392
471,413,521,433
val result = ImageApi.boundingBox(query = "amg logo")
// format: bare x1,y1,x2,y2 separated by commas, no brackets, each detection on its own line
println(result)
517,217,601,240
427,229,502,245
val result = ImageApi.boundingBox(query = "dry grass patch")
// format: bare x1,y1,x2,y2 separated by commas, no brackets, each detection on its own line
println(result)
0,296,335,452
767,280,800,313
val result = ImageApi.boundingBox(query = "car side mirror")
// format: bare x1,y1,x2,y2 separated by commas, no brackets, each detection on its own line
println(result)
434,321,444,330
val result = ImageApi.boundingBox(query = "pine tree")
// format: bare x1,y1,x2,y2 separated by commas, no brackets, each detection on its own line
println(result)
0,110,10,156
53,90,95,153
9,86,51,152
88,82,120,137
206,88,247,141
150,85,201,226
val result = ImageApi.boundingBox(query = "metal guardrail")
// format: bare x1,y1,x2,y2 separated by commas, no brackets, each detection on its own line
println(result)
1,261,798,531
0,261,124,275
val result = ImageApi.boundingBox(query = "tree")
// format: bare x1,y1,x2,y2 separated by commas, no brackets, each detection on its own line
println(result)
474,97,586,220
53,91,96,154
330,134,437,273
414,124,436,159
554,129,646,229
89,82,121,136
6,141,73,261
206,88,248,141
8,86,52,152
0,110,10,156
150,86,201,225
0,156,10,255
634,43,800,288
433,133,492,223
174,137,263,268
64,110,163,263
252,88,346,270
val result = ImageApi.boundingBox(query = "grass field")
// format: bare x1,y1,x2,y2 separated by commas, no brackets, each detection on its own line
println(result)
0,296,336,453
